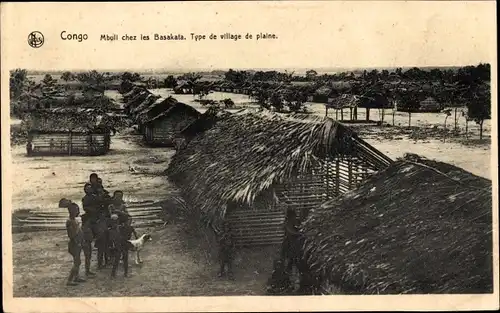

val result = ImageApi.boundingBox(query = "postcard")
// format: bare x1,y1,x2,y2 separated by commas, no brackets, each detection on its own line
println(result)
1,1,498,312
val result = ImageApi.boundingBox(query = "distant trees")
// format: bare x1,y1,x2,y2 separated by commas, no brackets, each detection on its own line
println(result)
121,72,142,82
306,69,318,81
10,69,32,116
179,72,202,83
454,63,491,140
164,75,177,88
225,69,250,85
61,71,75,82
464,82,490,140
42,74,57,87
10,69,29,100
393,88,424,127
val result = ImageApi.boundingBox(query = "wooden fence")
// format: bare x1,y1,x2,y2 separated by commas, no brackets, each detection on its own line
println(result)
12,201,165,233
226,209,285,247
28,132,110,156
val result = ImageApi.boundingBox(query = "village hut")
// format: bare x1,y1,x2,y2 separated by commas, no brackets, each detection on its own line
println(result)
166,109,393,247
313,85,339,103
122,85,147,102
130,93,161,119
139,97,201,146
173,80,194,94
123,88,153,115
24,108,119,156
356,93,392,121
419,97,443,112
301,154,493,294
325,94,361,120
177,107,234,143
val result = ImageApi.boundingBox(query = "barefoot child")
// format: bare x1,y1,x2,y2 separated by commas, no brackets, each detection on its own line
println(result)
64,201,86,286
217,221,235,280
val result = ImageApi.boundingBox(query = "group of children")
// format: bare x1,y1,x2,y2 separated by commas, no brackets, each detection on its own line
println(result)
60,173,138,286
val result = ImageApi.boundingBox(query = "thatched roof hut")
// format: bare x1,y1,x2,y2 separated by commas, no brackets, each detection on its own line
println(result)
301,154,493,294
327,94,360,109
419,97,443,112
23,108,123,156
123,88,153,114
131,93,161,117
137,96,199,126
140,98,201,147
167,109,392,246
178,107,233,142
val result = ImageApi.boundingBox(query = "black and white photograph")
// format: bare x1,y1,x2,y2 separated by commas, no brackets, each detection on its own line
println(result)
1,1,498,312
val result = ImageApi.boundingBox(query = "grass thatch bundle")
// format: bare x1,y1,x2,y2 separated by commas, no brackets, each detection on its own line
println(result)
166,109,392,226
301,155,493,294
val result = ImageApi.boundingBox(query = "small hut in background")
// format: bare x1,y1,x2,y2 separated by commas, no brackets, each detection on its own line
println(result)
357,93,392,121
419,97,443,112
24,108,119,156
130,94,161,122
301,154,493,294
167,109,393,247
123,88,153,115
326,94,361,120
173,80,194,94
138,97,201,147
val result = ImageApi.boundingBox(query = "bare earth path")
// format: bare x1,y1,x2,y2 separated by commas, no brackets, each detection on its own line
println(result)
12,225,274,297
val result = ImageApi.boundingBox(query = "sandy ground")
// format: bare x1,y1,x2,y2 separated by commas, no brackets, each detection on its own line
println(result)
10,133,176,211
12,227,277,297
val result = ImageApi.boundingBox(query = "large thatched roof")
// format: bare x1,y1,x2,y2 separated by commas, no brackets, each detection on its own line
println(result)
131,93,161,116
166,109,392,225
136,96,201,125
178,107,233,140
301,155,493,294
124,89,152,110
24,108,126,133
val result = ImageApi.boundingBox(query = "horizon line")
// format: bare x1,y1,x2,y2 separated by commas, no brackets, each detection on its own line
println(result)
22,63,489,75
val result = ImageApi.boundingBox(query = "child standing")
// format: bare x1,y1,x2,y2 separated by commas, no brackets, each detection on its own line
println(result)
217,221,235,280
64,202,86,286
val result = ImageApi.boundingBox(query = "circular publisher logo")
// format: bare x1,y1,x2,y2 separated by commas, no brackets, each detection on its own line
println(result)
28,31,44,48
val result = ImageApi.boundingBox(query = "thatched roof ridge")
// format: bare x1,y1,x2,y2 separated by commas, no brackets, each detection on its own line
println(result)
178,107,233,140
24,109,117,133
135,96,200,125
327,94,361,109
166,109,392,225
124,89,152,109
301,156,493,294
123,86,146,99
131,93,162,115
145,101,201,125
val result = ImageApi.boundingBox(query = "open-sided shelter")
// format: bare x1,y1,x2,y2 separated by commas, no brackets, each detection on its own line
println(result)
301,154,493,294
167,109,393,247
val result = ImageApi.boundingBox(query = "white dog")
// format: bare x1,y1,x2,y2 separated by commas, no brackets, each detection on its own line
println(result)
126,234,152,265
